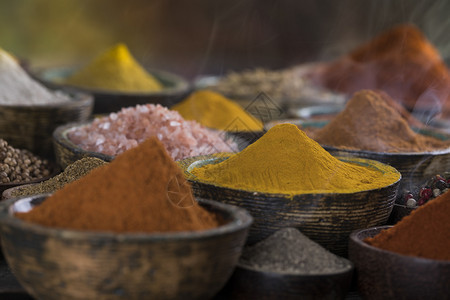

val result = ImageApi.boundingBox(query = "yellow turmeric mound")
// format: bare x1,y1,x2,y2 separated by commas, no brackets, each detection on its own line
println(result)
64,43,162,93
191,124,400,195
172,90,263,131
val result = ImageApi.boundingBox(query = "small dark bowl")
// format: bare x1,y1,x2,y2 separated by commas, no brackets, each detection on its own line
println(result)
0,92,93,159
387,203,417,224
179,155,401,256
216,260,353,300
349,226,450,300
36,67,191,114
0,194,252,300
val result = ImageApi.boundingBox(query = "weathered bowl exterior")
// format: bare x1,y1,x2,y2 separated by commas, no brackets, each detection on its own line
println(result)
37,67,191,114
216,263,353,300
349,226,450,300
180,155,400,256
0,195,252,300
0,93,93,159
387,204,416,224
53,122,113,169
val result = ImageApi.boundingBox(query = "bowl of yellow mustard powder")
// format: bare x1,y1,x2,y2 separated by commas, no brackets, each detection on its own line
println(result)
179,124,401,256
35,44,190,114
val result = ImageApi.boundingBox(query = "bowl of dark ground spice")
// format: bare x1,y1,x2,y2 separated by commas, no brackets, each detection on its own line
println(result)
0,138,252,300
181,124,401,256
217,228,353,300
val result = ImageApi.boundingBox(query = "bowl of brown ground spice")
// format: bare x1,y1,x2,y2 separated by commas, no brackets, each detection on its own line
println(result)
0,138,253,300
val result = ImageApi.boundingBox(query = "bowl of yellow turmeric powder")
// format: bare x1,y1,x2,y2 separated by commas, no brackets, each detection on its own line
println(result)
179,124,402,256
35,44,190,114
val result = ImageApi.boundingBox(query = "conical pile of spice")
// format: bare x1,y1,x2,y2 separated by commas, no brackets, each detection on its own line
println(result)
0,138,51,183
64,43,163,93
314,24,450,114
172,90,263,132
365,190,450,261
16,137,219,233
9,157,106,198
0,48,70,105
191,123,400,195
239,228,352,274
313,90,450,153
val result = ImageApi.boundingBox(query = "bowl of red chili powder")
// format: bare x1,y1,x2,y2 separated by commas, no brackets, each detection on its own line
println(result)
0,138,253,300
349,190,450,299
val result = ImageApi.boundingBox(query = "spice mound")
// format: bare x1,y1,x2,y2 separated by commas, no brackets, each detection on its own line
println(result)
16,137,219,233
0,48,70,105
10,157,106,198
313,90,450,153
403,173,450,208
68,104,237,161
172,90,263,132
314,24,450,114
190,123,400,195
64,43,162,93
365,189,450,261
239,228,352,275
0,139,51,184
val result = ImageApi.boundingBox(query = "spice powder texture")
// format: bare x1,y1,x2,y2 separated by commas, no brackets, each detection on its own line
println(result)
365,190,450,261
16,138,219,233
172,90,263,132
313,90,450,153
191,123,400,196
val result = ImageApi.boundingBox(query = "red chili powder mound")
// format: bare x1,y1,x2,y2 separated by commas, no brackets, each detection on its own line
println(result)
16,137,219,233
315,24,450,115
365,191,450,261
313,90,449,153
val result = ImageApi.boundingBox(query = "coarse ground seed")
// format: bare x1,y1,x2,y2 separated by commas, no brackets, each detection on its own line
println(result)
239,228,352,275
10,157,107,197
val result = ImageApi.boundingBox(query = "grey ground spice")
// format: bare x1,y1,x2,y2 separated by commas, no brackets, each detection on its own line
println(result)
10,157,107,197
239,228,352,275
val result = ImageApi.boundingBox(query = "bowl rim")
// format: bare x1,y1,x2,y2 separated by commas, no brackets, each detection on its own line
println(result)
0,194,253,242
235,257,354,278
274,120,450,156
37,66,191,97
181,154,402,196
0,90,94,109
350,225,450,264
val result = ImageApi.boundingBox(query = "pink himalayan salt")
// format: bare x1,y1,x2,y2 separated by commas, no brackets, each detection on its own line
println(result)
68,104,238,160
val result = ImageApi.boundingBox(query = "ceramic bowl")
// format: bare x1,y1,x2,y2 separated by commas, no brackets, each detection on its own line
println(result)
179,155,401,256
215,260,353,300
36,67,190,114
387,203,416,224
0,92,93,159
349,226,450,300
0,194,252,300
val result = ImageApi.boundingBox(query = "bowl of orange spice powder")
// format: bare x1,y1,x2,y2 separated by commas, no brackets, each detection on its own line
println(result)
0,137,252,300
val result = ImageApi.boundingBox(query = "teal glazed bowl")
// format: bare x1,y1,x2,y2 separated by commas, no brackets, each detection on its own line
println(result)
0,195,252,300
179,155,401,256
35,67,191,114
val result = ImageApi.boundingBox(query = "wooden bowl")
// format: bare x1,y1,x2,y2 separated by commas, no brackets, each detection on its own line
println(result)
0,195,252,300
36,67,191,114
0,92,93,159
387,203,416,225
216,260,353,300
349,226,450,300
179,155,401,256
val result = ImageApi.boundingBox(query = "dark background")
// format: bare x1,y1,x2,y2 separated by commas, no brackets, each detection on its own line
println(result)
1,0,449,79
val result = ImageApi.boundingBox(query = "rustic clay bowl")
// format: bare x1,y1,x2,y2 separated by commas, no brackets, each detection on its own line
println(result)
0,92,93,159
387,203,416,224
179,155,401,256
36,67,190,114
215,260,353,300
0,194,252,300
349,226,450,300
